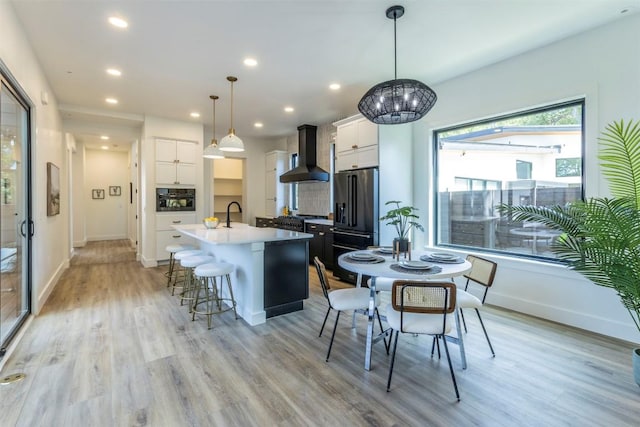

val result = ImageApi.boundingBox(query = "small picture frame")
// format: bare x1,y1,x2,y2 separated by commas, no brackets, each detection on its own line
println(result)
46,162,60,216
92,189,105,199
109,186,121,196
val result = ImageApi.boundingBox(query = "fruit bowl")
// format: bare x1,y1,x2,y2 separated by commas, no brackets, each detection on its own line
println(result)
203,218,219,229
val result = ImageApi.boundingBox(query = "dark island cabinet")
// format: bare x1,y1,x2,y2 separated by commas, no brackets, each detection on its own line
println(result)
264,239,309,318
305,223,334,269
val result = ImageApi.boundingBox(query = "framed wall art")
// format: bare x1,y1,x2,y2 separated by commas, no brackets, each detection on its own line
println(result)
109,185,121,196
92,189,105,199
46,162,60,216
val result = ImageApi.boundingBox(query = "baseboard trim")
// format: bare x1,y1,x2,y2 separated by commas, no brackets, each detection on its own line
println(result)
489,292,639,343
35,258,69,315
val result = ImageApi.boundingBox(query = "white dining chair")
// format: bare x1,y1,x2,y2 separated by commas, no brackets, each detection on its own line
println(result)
386,280,460,401
457,254,498,357
314,257,387,362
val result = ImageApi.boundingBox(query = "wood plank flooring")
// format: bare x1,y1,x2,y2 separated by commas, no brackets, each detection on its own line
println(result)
0,240,639,426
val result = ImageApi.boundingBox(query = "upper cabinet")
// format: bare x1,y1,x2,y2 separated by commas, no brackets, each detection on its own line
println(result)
334,115,379,171
156,138,197,185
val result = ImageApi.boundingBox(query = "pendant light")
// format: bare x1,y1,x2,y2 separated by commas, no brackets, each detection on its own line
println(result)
219,76,245,152
203,95,225,159
358,5,437,125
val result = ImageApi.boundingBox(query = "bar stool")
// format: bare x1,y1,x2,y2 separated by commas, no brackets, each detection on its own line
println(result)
192,262,238,329
179,254,215,309
165,243,195,288
171,249,205,297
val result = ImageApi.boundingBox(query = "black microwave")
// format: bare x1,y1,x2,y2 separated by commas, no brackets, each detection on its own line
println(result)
156,188,196,212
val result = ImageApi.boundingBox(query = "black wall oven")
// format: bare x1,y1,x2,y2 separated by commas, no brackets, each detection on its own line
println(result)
156,188,196,212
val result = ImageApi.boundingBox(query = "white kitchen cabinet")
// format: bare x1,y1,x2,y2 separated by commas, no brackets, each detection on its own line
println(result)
335,144,378,171
265,150,288,217
155,212,197,261
334,115,379,171
155,138,198,185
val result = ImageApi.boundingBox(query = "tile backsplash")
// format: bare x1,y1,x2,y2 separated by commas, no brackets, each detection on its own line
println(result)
286,122,334,216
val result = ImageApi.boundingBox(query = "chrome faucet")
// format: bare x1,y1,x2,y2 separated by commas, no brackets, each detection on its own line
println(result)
225,201,242,228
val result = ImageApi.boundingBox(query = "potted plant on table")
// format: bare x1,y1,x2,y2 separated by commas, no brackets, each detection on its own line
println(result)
498,119,640,387
380,201,424,254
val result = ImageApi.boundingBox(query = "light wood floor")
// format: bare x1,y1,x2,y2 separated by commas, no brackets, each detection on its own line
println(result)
0,240,638,426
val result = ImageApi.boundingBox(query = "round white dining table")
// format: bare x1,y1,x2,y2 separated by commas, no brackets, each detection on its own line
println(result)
338,249,472,371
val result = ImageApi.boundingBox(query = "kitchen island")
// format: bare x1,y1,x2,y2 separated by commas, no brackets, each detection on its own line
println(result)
172,223,312,325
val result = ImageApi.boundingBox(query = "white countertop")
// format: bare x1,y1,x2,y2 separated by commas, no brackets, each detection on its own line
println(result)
173,223,313,245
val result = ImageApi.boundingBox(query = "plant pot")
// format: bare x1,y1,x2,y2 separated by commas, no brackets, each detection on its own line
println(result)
393,237,410,254
393,237,411,260
634,348,640,387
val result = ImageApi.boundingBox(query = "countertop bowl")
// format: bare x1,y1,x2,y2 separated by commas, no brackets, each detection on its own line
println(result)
204,219,219,229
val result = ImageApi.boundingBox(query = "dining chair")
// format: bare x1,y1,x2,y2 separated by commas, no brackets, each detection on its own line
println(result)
457,254,498,357
314,256,387,362
386,280,460,401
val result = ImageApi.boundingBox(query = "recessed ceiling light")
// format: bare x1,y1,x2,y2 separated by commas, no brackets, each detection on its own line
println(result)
101,145,109,150
329,83,341,90
190,112,200,118
254,122,263,128
284,106,294,113
100,135,109,140
108,16,128,28
105,97,118,105
106,68,122,77
244,58,258,67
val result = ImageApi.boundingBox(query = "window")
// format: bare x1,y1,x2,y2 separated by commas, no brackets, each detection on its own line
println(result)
434,100,584,260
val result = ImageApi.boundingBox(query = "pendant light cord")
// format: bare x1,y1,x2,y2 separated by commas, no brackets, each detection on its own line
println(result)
230,80,235,132
393,11,397,80
212,98,216,138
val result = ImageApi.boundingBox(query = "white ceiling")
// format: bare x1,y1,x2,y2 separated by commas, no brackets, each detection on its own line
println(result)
10,0,640,150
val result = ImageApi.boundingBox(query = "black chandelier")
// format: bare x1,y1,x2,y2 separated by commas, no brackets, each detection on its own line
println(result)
358,5,437,125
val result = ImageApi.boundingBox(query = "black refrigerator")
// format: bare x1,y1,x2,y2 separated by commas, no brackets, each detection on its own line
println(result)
332,167,379,283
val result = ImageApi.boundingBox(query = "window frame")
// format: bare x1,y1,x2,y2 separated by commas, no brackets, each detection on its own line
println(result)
432,99,586,262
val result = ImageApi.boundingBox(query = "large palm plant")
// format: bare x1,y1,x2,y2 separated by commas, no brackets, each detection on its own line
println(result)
498,119,640,334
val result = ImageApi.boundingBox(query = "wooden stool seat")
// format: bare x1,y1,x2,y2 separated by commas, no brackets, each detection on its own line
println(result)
192,262,238,329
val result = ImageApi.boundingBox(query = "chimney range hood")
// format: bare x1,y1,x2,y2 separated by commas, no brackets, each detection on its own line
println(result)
279,124,330,183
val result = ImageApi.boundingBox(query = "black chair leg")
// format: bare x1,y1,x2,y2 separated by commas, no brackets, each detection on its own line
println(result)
475,308,495,357
441,334,461,401
375,308,390,354
430,336,441,359
326,311,341,362
319,307,331,337
460,308,468,333
386,330,400,391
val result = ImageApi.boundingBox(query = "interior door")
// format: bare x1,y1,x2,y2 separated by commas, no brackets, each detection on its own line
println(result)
0,75,32,354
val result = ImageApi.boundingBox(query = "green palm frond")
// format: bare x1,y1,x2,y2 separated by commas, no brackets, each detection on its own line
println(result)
497,198,640,333
599,119,640,208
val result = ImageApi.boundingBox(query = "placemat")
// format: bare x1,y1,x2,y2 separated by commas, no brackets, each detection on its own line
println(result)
390,264,443,275
343,256,386,264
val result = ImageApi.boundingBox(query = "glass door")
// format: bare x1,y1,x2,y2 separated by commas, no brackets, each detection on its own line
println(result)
0,75,32,354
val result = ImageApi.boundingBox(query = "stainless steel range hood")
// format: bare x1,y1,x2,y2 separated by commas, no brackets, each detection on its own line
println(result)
279,124,330,183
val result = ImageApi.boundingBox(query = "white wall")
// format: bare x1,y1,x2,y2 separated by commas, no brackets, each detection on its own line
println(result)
1,1,69,314
83,148,129,240
413,13,640,343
